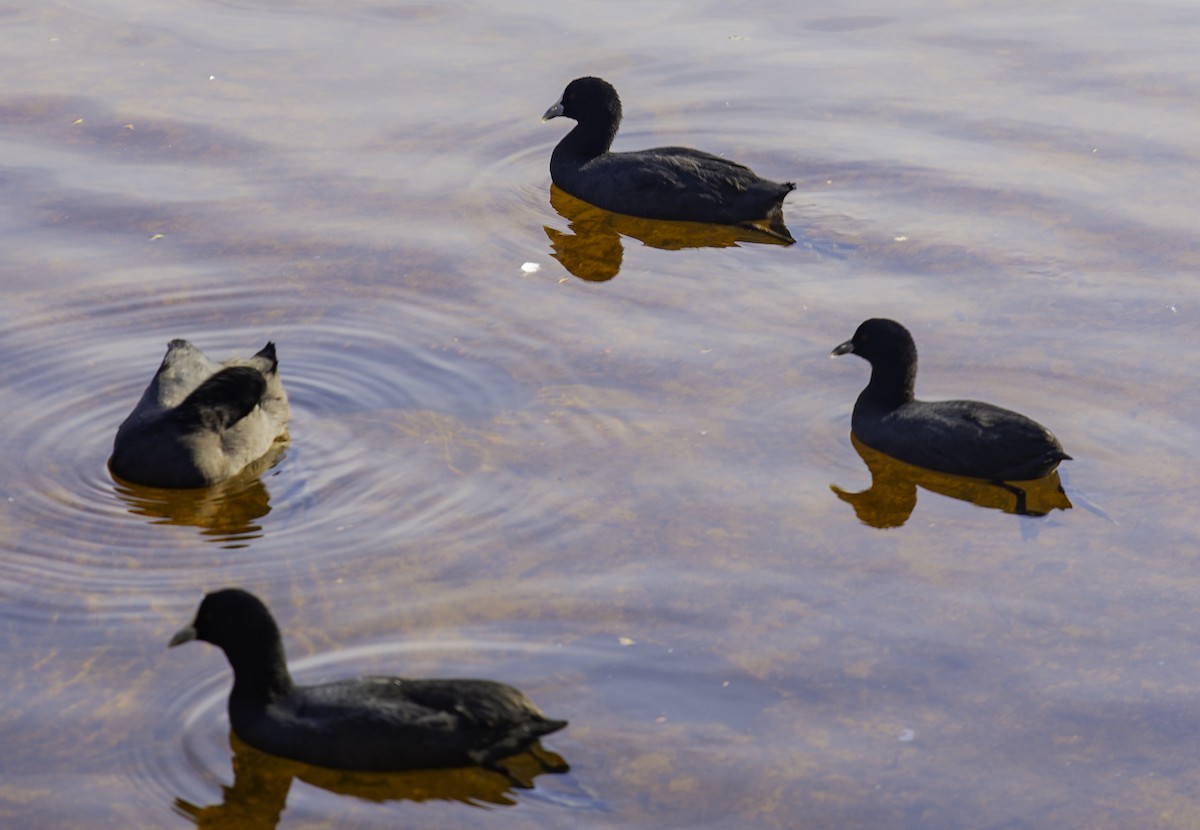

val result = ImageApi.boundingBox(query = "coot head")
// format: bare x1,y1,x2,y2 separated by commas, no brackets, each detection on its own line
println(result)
171,588,272,646
831,318,917,363
543,76,622,128
832,318,919,404
170,588,295,700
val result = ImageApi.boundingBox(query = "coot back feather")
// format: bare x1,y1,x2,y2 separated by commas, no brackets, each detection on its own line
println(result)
110,340,289,488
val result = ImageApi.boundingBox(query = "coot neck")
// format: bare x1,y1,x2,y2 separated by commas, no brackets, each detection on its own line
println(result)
860,353,917,412
224,632,296,705
553,113,620,165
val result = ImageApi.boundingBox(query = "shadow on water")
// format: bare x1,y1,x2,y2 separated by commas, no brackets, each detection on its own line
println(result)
110,445,288,548
544,185,792,282
173,733,571,828
831,433,1072,528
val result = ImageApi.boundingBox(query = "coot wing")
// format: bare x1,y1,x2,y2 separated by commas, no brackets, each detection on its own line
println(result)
866,400,1065,480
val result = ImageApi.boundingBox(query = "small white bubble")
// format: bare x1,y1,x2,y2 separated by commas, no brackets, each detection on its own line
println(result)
520,262,540,275
899,728,915,742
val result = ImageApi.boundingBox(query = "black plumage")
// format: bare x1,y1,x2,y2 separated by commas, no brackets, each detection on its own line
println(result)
831,318,1070,481
543,76,795,241
169,589,567,777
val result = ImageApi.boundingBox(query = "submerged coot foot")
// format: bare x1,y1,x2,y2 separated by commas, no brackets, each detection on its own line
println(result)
110,340,289,488
543,76,795,242
831,318,1070,481
168,589,568,779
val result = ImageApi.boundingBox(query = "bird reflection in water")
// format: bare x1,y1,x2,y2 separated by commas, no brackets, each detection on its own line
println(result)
173,732,570,829
544,185,793,282
111,444,285,547
832,433,1072,528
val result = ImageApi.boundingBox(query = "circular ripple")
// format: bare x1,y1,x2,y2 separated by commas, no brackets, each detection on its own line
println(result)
137,630,776,825
466,134,563,241
137,637,583,822
0,274,575,621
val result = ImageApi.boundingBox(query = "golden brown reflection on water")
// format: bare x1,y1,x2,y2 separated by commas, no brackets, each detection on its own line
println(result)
545,185,792,282
111,447,288,548
173,733,569,829
833,432,1072,527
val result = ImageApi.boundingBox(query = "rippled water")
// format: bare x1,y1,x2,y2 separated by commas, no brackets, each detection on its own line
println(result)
3,1,1200,828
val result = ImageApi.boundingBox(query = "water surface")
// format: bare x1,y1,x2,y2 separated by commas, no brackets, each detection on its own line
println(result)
3,1,1200,828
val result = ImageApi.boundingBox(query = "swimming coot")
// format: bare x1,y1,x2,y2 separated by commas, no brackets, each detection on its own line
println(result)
109,340,289,488
168,589,568,777
831,318,1070,481
543,76,795,242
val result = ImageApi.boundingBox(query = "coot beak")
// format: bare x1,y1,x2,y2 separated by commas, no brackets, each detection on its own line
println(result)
542,100,564,121
831,339,856,357
168,624,197,647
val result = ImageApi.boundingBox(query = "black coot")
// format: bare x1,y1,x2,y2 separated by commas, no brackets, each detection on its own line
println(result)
169,589,567,780
831,318,1070,481
543,76,795,242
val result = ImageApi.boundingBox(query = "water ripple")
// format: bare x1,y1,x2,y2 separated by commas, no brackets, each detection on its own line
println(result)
0,275,573,620
139,637,585,823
